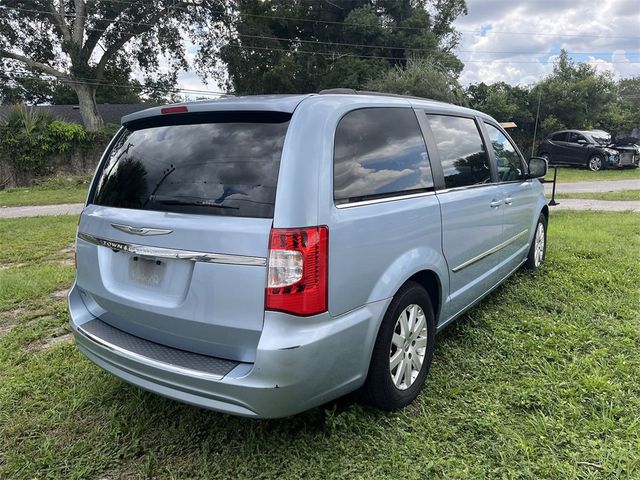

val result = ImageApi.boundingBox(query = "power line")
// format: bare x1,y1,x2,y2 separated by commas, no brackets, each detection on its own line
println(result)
72,19,640,57
225,33,640,56
0,2,640,63
73,20,640,57
93,0,640,39
2,4,639,40
2,40,638,67
215,44,640,63
0,72,226,96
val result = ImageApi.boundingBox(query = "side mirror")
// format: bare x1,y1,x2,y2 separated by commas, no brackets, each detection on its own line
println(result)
528,156,548,178
576,139,588,145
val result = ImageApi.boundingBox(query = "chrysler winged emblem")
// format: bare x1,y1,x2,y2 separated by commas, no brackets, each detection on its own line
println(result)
111,223,173,236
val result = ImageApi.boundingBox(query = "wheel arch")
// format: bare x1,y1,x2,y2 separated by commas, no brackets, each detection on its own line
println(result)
366,246,449,325
405,270,442,322
540,204,549,221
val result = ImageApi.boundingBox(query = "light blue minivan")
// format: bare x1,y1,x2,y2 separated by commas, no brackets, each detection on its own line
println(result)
69,92,549,418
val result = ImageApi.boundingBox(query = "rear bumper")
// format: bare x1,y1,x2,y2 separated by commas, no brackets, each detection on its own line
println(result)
69,284,388,418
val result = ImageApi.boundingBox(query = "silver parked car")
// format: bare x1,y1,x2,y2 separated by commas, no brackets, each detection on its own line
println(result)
69,92,549,418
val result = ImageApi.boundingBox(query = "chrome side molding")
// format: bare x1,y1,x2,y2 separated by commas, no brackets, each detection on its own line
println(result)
336,190,436,209
452,229,529,272
77,232,267,267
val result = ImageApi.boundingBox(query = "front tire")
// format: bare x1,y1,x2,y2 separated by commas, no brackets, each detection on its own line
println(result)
363,281,436,411
587,154,604,171
524,214,547,271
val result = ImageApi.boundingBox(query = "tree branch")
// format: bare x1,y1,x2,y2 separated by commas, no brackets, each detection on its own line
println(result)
73,0,87,45
43,0,72,44
82,22,107,60
94,7,172,80
0,49,69,80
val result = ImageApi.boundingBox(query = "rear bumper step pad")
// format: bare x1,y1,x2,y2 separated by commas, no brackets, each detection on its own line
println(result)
77,318,239,381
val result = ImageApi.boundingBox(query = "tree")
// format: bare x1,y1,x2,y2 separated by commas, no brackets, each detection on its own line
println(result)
0,0,224,130
2,59,143,105
0,75,54,105
533,50,616,134
466,52,640,151
618,76,640,111
366,56,466,104
467,81,533,152
219,0,467,94
607,76,640,140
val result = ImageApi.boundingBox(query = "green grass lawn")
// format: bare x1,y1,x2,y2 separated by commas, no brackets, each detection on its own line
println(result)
1,212,639,479
0,175,90,207
1,167,638,209
554,189,640,201
544,166,640,183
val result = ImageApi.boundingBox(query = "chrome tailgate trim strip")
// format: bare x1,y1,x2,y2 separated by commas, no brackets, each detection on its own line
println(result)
77,232,267,267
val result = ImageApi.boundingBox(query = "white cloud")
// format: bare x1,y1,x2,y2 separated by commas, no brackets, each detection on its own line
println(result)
454,0,640,86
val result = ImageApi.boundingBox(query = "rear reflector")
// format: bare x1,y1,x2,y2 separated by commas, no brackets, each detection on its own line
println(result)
266,226,328,316
161,106,188,114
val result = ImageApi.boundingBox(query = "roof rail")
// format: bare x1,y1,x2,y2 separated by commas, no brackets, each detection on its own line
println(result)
318,88,441,103
318,88,358,95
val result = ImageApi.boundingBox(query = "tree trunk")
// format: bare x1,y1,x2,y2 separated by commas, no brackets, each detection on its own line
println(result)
74,83,104,131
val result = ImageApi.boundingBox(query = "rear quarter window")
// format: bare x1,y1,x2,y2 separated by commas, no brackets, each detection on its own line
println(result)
551,132,567,141
91,111,290,218
333,107,433,204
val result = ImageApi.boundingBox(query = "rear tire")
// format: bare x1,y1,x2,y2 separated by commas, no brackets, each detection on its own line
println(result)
524,214,547,271
362,281,436,411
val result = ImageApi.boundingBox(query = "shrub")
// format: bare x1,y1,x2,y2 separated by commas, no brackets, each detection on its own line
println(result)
41,120,86,153
366,57,468,105
0,105,88,177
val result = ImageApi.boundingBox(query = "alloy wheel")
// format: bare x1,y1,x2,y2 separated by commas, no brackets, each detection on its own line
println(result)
588,156,602,171
534,222,545,267
389,304,428,390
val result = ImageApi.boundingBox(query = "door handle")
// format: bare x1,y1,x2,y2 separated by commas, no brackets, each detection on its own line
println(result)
504,197,513,205
490,199,503,208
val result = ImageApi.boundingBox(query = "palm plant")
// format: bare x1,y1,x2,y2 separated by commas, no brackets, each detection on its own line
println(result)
1,104,51,134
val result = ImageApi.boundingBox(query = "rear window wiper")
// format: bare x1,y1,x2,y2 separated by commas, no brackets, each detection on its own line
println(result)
151,197,240,210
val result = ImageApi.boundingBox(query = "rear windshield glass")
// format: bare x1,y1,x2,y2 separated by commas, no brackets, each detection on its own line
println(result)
91,111,290,218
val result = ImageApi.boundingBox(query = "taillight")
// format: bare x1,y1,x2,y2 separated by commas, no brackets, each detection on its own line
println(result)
266,226,328,316
161,105,188,114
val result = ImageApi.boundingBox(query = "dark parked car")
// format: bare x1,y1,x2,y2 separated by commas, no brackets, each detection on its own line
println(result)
537,129,640,171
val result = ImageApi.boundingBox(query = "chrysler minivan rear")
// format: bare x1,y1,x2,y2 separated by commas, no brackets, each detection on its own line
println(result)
71,93,548,418
69,96,383,417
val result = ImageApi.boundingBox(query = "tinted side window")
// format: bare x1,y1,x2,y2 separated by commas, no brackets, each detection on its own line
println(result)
484,123,525,181
426,115,491,189
333,108,433,204
567,132,586,143
551,132,566,141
